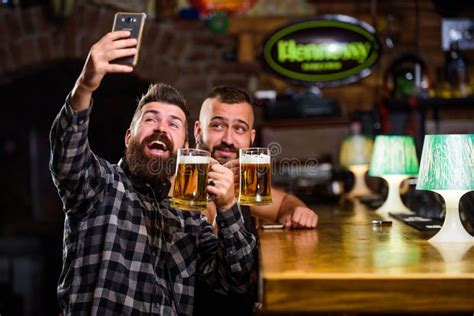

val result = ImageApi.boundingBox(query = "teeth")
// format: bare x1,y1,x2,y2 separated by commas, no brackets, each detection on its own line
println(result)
149,140,167,150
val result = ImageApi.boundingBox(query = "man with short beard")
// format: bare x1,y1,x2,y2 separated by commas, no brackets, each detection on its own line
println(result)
50,31,257,315
195,86,318,229
193,86,318,316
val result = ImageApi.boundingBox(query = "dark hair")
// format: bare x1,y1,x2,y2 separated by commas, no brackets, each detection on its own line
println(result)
206,86,252,105
130,83,189,138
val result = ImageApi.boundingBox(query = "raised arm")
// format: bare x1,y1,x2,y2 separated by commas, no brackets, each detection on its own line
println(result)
70,31,136,111
49,31,137,213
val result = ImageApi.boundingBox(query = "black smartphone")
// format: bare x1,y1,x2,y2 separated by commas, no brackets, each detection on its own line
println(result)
111,12,146,67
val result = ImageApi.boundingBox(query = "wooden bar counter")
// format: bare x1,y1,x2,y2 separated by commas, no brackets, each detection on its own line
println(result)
258,200,474,313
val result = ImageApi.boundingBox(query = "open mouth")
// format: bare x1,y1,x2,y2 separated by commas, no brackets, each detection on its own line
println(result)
147,140,169,155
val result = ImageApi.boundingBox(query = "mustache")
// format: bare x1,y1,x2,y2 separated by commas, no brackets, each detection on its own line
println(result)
213,142,237,153
142,131,173,151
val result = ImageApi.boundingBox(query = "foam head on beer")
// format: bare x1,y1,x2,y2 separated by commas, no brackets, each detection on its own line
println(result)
177,155,210,165
239,153,271,165
239,148,272,206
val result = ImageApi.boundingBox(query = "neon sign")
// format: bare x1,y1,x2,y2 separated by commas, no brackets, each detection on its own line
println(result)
262,15,381,86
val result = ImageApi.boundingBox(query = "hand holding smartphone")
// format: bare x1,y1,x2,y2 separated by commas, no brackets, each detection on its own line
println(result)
111,12,146,67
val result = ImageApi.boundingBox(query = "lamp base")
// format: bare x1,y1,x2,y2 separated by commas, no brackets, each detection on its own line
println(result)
346,164,372,198
375,175,413,216
431,242,473,262
429,190,473,243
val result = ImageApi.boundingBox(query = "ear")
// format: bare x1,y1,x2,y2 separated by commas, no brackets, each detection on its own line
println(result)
125,129,132,147
250,129,256,145
194,120,202,144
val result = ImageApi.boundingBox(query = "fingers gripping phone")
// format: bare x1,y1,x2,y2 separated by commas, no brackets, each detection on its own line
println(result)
111,12,146,66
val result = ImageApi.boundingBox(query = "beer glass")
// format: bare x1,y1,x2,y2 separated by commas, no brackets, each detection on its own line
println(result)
239,147,272,205
171,148,210,211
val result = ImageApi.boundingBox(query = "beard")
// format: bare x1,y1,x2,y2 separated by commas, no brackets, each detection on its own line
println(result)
125,132,177,184
196,134,238,164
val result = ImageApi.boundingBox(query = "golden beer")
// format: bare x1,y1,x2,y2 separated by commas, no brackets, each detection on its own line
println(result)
171,150,210,211
239,148,272,205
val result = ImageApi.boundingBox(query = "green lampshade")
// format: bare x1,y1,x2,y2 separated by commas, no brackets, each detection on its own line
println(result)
339,135,374,167
369,135,419,176
416,134,474,190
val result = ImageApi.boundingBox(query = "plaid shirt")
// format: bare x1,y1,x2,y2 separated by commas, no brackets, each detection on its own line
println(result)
49,99,257,315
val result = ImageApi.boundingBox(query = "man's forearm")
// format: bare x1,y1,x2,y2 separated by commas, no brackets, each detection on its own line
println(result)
199,203,258,293
277,193,307,223
70,81,93,111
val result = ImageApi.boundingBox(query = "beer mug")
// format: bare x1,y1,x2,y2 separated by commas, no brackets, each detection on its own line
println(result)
171,148,210,211
239,147,272,205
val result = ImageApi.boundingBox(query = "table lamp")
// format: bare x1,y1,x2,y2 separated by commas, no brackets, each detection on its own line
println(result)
339,135,374,197
369,135,419,215
416,134,474,243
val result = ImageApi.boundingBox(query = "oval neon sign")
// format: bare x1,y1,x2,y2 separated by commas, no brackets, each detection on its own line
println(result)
262,15,381,86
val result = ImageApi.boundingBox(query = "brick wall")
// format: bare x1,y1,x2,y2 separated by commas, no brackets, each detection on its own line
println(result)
0,2,258,118
1,0,473,117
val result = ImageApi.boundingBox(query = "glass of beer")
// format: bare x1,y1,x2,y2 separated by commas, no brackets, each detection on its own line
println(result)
171,148,210,211
239,147,272,205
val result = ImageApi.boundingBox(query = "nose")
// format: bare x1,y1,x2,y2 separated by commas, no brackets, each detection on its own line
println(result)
153,121,168,136
221,128,233,146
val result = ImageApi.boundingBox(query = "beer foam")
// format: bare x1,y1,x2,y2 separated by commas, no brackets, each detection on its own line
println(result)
240,154,271,164
178,155,209,164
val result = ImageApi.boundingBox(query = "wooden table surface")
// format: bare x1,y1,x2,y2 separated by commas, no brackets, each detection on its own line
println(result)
258,200,474,313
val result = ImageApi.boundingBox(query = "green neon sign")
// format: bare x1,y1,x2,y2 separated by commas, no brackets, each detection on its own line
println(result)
262,15,381,86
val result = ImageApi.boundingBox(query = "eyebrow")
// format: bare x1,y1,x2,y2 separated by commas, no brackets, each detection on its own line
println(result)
210,115,250,129
143,109,184,123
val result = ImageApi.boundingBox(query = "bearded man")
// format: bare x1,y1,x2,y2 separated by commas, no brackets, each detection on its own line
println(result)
50,31,257,315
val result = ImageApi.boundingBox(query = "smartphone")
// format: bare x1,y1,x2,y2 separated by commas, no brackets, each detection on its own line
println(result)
262,224,284,230
111,12,146,66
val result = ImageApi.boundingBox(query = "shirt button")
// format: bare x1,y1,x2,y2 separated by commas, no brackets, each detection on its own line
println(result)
78,119,84,125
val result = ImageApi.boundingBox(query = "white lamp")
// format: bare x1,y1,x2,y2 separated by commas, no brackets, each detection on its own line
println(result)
416,134,474,243
369,135,419,215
